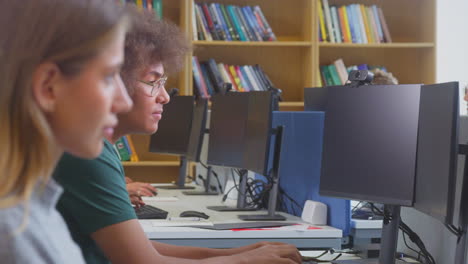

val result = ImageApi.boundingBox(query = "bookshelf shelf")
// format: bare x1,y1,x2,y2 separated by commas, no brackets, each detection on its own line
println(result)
319,43,435,48
194,41,313,47
122,0,436,183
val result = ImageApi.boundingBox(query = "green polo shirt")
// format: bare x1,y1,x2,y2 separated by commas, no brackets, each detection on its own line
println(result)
54,140,136,264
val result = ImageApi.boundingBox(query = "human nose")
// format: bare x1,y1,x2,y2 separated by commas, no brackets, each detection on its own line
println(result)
112,74,133,114
156,83,170,105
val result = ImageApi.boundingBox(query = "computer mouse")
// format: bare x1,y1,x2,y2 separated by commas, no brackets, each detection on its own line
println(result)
179,210,210,219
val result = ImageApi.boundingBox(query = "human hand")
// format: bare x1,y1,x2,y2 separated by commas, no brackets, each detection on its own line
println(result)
127,182,157,197
125,177,134,184
130,195,145,208
233,243,302,264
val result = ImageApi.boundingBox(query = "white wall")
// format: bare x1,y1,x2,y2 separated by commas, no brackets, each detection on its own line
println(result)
398,1,468,262
436,0,468,114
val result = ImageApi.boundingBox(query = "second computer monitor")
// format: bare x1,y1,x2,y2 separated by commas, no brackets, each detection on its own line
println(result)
319,84,421,206
149,96,207,162
207,91,273,175
414,82,459,224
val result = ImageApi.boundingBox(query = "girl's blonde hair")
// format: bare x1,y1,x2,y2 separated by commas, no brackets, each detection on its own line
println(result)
0,0,129,208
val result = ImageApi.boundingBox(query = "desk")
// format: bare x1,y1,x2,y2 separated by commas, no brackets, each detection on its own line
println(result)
140,186,343,249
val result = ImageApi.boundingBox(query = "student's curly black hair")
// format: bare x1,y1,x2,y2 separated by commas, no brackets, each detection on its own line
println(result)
121,5,191,93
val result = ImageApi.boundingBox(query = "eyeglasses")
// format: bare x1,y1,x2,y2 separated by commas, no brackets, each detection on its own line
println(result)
138,75,167,97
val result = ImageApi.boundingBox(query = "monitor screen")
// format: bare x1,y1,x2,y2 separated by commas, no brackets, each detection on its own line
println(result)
304,87,328,111
207,91,273,175
149,96,195,156
414,82,459,224
186,99,208,162
319,84,421,206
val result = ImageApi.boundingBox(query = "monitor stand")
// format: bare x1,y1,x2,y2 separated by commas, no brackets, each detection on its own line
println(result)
157,156,195,190
333,205,405,264
239,125,286,221
207,169,257,212
455,149,468,264
183,166,218,195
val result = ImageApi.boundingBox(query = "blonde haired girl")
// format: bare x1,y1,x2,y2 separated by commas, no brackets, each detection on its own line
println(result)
0,0,132,262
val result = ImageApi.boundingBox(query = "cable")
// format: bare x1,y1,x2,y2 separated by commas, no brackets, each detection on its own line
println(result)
369,203,436,264
199,161,223,192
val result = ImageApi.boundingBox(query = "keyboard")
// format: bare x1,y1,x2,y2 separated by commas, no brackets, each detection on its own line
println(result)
135,205,168,219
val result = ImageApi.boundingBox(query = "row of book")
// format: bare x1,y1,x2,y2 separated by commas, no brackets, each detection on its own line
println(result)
192,2,276,42
320,58,388,86
318,0,392,44
192,57,275,98
120,0,162,18
114,136,139,162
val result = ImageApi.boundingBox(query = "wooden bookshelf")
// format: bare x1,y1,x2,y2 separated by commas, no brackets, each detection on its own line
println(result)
122,0,436,182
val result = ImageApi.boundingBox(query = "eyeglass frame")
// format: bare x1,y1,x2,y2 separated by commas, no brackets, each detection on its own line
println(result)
137,75,168,97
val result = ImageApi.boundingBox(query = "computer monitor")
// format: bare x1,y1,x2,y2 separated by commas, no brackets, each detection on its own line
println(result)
304,87,328,111
207,91,273,175
413,82,459,225
207,91,286,218
149,96,208,189
319,83,422,264
320,84,421,206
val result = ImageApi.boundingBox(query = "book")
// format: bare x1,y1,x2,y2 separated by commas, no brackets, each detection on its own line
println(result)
201,3,219,40
346,5,357,43
327,65,341,85
378,7,392,42
333,58,348,85
153,0,162,19
318,0,327,42
208,3,226,40
227,5,247,41
205,58,225,93
320,65,333,86
200,63,215,95
330,6,342,43
219,4,238,41
366,7,380,44
253,6,276,41
196,4,212,41
360,4,373,43
115,137,131,161
338,6,350,43
243,6,263,42
234,6,255,41
192,56,209,98
235,65,250,91
355,4,368,44
228,65,244,91
322,0,335,43
126,136,139,162
213,3,231,41
372,5,384,42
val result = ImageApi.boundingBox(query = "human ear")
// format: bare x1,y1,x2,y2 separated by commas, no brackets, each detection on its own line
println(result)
31,62,62,113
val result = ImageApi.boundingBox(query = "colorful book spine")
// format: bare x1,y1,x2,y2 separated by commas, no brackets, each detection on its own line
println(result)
126,136,140,162
153,0,162,19
318,0,327,42
253,6,276,41
378,7,392,42
330,6,342,43
192,56,209,98
322,0,335,43
372,5,384,42
227,5,247,41
115,137,131,161
360,5,372,43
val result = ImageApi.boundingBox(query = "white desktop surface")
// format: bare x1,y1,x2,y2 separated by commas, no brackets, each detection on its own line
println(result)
139,186,343,248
